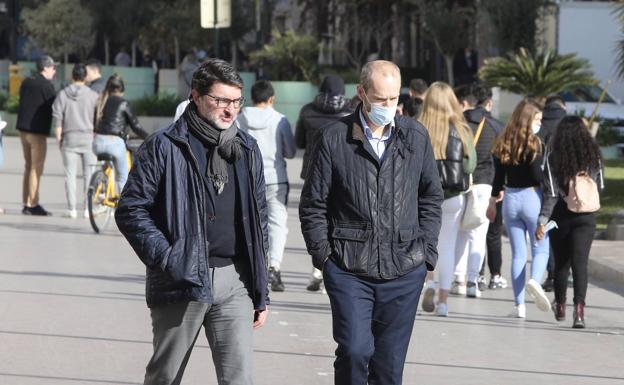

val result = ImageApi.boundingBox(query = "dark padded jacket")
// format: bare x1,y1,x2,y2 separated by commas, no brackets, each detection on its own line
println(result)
299,106,443,279
464,107,503,185
115,118,270,309
539,103,566,145
436,125,475,198
96,95,149,139
295,95,352,179
17,74,56,135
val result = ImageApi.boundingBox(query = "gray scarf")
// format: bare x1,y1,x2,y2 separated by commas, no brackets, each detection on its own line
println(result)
184,102,242,194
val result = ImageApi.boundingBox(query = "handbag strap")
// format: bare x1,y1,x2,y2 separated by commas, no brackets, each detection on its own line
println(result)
473,117,486,145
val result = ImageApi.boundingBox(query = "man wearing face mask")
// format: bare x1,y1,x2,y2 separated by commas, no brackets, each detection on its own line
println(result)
299,60,443,384
115,59,269,385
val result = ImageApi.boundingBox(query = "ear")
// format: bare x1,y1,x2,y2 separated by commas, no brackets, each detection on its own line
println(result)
268,96,275,105
191,89,200,104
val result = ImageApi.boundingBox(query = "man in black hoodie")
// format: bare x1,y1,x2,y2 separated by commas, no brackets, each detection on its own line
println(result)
295,75,352,291
17,55,57,216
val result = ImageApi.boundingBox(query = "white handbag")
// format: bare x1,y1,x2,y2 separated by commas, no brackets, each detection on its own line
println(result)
460,118,488,231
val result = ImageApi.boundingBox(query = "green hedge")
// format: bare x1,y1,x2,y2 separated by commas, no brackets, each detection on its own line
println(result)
132,93,182,117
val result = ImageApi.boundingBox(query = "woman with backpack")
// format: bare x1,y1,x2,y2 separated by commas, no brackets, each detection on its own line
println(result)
487,99,550,318
536,116,603,328
419,82,476,316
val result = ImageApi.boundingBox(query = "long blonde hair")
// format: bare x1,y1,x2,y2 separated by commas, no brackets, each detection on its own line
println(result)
418,82,473,160
492,99,543,165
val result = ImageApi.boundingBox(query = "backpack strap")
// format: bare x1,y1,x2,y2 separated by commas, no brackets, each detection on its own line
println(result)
473,118,486,146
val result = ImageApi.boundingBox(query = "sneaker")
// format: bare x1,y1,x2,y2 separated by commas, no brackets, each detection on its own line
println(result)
526,279,551,312
509,304,526,318
306,276,323,291
489,275,508,289
436,302,448,317
64,209,77,219
422,280,436,312
268,267,285,292
22,205,52,216
542,277,554,292
450,281,466,295
477,275,487,291
466,282,481,298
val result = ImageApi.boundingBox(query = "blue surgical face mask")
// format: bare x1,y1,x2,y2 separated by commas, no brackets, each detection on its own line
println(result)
364,93,396,127
532,123,541,134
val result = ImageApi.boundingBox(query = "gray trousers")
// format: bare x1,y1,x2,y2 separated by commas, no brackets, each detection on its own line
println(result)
266,183,289,268
144,263,254,385
61,145,96,211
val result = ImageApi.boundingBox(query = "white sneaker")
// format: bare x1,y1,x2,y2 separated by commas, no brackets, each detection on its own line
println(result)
64,209,77,219
436,302,448,317
450,281,466,295
466,282,481,298
509,304,526,318
526,279,551,312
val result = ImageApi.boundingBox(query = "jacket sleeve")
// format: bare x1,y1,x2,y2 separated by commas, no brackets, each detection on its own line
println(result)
294,113,306,149
51,92,65,129
418,131,444,271
279,117,296,159
538,152,559,225
299,132,333,269
491,156,505,197
252,143,270,309
122,101,150,139
115,137,171,270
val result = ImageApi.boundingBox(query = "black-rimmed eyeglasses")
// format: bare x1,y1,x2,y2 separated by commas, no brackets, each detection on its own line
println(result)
205,94,245,109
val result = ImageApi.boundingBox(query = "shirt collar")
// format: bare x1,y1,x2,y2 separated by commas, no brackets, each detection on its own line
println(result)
359,110,394,140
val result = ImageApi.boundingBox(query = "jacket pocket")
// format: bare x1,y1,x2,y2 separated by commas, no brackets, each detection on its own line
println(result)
331,222,372,272
163,234,203,287
394,226,425,271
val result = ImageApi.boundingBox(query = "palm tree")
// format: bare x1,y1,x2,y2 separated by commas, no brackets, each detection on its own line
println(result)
613,1,624,78
479,48,595,100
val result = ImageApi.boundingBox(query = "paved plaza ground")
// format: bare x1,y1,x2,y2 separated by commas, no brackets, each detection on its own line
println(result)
1,136,623,385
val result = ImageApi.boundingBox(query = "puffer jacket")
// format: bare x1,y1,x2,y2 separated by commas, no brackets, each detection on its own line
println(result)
436,125,475,197
96,95,149,139
295,93,352,179
115,118,270,310
464,107,503,185
299,105,444,279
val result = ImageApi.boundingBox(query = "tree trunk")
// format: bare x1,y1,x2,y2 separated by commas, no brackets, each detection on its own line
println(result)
104,36,110,65
131,40,137,67
174,35,180,68
445,55,454,86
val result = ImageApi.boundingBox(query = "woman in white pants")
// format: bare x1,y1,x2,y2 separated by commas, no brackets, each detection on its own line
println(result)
418,82,476,316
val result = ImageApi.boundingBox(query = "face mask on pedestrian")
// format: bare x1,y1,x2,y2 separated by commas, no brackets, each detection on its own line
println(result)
531,123,541,134
363,92,396,127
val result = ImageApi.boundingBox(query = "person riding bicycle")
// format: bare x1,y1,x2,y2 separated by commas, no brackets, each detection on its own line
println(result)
93,74,149,192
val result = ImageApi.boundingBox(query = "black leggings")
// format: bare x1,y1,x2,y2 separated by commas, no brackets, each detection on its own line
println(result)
485,201,503,276
550,201,596,305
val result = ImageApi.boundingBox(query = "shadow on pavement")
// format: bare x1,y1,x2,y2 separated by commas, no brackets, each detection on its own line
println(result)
0,373,141,385
0,270,144,283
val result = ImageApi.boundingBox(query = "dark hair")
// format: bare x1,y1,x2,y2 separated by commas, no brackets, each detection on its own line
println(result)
454,84,477,107
472,83,493,106
545,94,566,107
104,73,125,94
191,59,243,96
85,58,102,71
550,116,602,191
251,80,274,104
404,97,423,118
72,63,87,81
409,78,428,95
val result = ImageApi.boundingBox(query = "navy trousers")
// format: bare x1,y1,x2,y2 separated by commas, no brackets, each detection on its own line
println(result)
323,259,427,385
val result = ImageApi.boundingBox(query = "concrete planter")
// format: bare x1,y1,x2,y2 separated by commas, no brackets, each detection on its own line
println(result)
0,112,18,136
600,145,620,160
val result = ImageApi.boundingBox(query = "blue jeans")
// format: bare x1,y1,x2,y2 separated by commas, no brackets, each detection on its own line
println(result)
92,134,128,192
503,187,550,305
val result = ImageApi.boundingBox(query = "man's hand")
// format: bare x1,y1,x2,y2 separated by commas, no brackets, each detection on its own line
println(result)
535,224,545,241
486,198,497,223
253,306,269,330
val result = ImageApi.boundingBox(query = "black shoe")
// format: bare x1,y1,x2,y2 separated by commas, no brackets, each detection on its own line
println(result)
572,303,585,329
268,267,285,292
542,278,554,292
22,205,51,216
477,275,487,292
306,277,322,291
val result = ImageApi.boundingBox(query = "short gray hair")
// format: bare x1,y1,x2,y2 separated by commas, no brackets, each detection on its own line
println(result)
360,60,401,91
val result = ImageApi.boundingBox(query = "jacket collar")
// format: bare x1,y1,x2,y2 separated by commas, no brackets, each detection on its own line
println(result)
165,116,255,151
350,104,403,142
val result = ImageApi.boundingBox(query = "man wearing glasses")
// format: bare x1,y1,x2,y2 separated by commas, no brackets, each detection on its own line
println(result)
116,59,269,385
300,60,443,384
16,55,58,216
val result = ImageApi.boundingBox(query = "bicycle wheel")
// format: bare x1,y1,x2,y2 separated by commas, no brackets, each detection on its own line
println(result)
87,169,113,233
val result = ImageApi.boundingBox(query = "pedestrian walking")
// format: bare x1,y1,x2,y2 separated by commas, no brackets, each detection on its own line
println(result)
299,60,443,384
238,79,296,292
52,63,99,219
295,74,351,292
537,116,603,328
85,59,106,94
17,55,58,216
115,59,269,385
487,100,551,318
418,81,476,316
93,74,149,193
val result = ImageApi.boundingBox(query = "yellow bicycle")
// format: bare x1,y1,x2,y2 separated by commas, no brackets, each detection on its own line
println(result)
87,140,141,233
